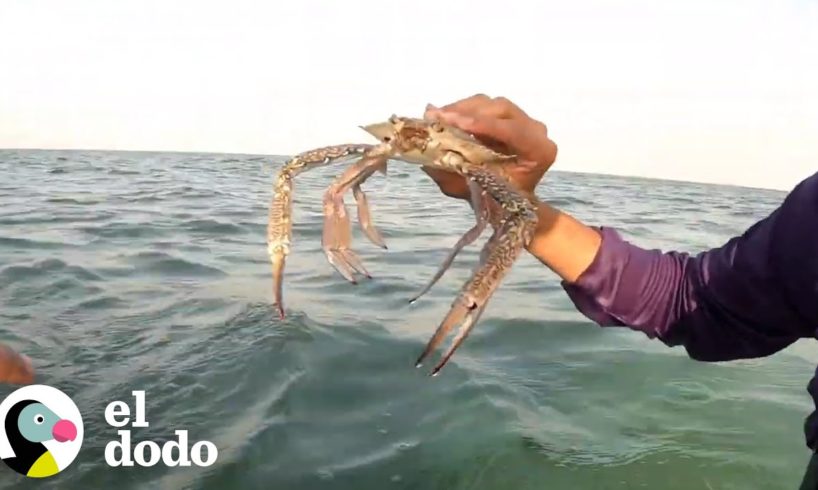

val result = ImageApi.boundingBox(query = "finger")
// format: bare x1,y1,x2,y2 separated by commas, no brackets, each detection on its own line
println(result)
436,93,492,116
0,344,34,385
477,96,528,120
426,97,554,165
436,95,525,121
468,118,555,163
425,94,502,123
429,102,524,149
471,133,515,155
430,104,506,128
458,117,519,147
426,111,520,156
421,167,471,200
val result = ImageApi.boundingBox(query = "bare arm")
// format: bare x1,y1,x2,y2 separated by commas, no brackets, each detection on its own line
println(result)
537,173,818,360
424,95,816,362
525,200,603,283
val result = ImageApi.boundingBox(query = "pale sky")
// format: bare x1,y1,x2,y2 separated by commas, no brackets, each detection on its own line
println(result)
1,0,816,190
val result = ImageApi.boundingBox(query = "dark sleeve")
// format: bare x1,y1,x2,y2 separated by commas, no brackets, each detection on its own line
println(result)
561,172,818,362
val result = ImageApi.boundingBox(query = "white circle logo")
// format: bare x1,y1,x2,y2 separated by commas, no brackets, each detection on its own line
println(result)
0,385,84,478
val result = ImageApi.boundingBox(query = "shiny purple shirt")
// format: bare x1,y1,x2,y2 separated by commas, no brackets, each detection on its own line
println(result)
562,171,818,449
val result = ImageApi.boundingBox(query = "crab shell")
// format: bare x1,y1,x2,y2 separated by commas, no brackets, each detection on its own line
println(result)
359,115,516,168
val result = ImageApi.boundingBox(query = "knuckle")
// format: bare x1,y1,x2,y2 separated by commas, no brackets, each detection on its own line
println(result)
441,93,490,115
492,96,514,111
465,94,492,109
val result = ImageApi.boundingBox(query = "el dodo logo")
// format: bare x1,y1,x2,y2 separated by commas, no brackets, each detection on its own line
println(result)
104,391,218,468
0,385,82,478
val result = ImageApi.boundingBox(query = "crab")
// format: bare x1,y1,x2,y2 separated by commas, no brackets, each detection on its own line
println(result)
266,116,539,375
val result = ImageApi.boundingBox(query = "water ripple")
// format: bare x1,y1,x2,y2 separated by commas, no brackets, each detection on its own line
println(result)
0,149,809,490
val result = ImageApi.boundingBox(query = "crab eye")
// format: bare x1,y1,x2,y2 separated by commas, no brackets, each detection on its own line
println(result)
33,414,45,425
431,121,444,132
388,114,399,124
382,136,392,143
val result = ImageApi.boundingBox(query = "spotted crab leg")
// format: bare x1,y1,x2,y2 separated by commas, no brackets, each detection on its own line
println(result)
322,152,390,282
408,180,489,304
414,156,538,375
267,144,375,319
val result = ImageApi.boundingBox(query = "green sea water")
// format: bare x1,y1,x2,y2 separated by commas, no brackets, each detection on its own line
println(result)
0,149,813,489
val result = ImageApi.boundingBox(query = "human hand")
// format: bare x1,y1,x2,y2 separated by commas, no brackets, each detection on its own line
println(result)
421,94,558,200
0,343,34,385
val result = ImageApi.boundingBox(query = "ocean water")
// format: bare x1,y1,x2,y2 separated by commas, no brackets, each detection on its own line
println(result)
0,149,814,490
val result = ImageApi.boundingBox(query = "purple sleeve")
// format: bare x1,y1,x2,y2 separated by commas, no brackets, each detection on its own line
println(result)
562,172,818,362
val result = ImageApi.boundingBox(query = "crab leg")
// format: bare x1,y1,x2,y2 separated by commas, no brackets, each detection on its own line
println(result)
408,179,489,304
322,150,390,283
352,183,388,249
417,219,525,375
267,144,376,319
414,157,538,375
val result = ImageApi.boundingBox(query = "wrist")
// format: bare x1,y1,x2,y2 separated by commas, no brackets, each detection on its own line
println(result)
525,200,602,283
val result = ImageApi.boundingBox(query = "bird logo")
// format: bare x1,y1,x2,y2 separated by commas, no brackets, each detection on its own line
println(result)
0,385,83,478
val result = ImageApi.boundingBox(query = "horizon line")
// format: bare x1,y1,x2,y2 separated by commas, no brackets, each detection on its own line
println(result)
0,145,793,194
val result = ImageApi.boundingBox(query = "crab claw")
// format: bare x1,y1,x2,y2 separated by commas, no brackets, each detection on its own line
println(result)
353,182,387,249
321,154,390,281
322,191,370,283
415,294,489,376
414,205,536,375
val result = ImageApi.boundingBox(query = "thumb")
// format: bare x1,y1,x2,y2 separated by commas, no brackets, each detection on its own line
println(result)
473,119,557,165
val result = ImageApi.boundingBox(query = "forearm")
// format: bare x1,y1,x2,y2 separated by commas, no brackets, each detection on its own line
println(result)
526,193,811,361
523,200,679,332
525,201,602,283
